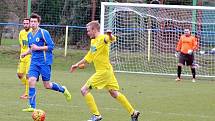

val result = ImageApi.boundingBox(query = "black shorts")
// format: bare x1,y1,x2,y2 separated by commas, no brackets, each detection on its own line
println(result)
179,53,194,66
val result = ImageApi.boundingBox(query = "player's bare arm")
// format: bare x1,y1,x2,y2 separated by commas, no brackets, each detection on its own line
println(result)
31,44,48,51
70,59,87,72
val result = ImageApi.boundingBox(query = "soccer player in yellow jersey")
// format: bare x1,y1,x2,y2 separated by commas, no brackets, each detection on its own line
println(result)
70,21,140,121
17,18,31,99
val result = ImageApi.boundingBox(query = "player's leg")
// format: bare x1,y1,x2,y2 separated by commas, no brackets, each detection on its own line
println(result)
43,81,72,102
41,65,71,102
17,72,27,97
17,73,25,84
188,54,196,82
22,64,39,112
190,66,196,82
82,85,102,121
23,60,31,99
17,60,28,99
23,75,29,99
176,53,185,81
109,90,140,121
19,75,29,99
83,72,108,121
176,64,182,81
17,61,25,84
28,77,37,108
22,76,38,112
106,70,140,121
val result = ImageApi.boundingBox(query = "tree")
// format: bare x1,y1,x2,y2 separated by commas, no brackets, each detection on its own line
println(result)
91,0,97,21
0,1,8,45
0,0,26,45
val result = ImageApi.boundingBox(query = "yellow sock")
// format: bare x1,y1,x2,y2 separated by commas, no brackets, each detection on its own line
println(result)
84,93,100,115
20,77,26,85
25,78,29,96
21,77,29,96
116,92,134,115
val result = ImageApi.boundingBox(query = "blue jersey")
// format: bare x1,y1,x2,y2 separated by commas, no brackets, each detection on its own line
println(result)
28,28,54,65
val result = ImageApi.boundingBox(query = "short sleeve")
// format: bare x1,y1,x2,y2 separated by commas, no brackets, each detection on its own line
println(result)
84,51,93,63
104,34,116,43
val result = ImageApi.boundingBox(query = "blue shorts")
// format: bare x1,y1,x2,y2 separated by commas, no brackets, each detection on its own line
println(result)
28,64,51,81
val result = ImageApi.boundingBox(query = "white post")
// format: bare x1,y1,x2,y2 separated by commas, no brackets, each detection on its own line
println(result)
101,2,215,10
64,26,69,57
100,2,105,34
147,29,151,62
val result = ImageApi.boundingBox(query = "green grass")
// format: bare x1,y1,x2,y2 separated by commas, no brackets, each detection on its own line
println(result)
0,45,215,121
1,39,19,45
112,51,215,76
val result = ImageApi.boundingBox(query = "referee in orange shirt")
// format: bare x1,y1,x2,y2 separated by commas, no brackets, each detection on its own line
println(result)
176,29,198,82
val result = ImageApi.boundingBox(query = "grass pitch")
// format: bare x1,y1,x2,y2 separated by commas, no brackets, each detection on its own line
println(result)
0,44,214,121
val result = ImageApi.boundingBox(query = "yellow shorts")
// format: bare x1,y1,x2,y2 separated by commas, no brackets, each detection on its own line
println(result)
17,59,31,74
86,68,119,90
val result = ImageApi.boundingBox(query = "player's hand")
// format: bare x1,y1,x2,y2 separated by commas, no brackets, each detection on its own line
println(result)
188,49,193,55
106,29,116,42
106,29,112,35
106,30,113,38
20,53,27,58
78,63,85,69
70,64,78,73
31,44,40,51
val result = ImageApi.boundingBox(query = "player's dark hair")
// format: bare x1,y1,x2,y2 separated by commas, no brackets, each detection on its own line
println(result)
30,13,41,23
23,18,30,22
150,0,160,4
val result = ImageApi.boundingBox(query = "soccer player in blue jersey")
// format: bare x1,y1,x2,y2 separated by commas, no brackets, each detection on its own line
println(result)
21,13,72,112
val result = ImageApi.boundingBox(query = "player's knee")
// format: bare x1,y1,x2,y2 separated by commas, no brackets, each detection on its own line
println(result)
81,87,89,96
17,73,24,79
81,89,86,96
109,90,118,98
28,77,37,87
81,91,84,96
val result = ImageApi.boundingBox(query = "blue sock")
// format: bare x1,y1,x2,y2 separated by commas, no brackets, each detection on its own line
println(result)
29,87,36,109
51,82,65,93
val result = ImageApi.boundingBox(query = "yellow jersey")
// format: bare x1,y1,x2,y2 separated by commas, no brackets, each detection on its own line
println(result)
19,29,31,61
84,34,116,71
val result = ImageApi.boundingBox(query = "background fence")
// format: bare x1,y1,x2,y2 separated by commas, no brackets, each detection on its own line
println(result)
0,0,214,51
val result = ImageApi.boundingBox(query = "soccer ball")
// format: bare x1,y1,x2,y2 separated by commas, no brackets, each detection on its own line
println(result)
32,109,46,121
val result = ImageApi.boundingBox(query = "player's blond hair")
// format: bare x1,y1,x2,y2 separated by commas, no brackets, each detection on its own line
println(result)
86,21,100,31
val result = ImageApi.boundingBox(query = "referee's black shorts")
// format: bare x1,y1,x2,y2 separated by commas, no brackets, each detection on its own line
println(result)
179,52,194,66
